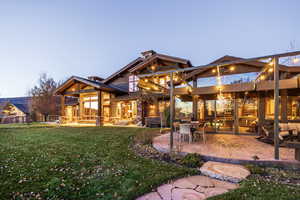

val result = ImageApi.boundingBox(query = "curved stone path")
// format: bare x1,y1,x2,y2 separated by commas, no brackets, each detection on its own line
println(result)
136,175,239,200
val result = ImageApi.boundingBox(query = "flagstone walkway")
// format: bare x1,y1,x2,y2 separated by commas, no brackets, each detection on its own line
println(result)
136,175,239,200
136,161,251,200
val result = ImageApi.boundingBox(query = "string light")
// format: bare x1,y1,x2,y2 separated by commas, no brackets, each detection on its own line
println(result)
268,68,273,73
260,75,265,80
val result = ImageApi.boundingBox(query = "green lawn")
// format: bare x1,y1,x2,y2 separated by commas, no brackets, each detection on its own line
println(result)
0,126,195,200
1,125,300,200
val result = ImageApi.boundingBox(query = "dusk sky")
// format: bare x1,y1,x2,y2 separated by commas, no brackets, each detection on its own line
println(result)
0,0,299,97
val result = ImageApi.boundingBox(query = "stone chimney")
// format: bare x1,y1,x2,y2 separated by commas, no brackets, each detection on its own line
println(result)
141,50,156,59
88,76,104,82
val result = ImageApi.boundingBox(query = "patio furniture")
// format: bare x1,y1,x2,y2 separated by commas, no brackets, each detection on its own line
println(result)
179,123,192,143
284,142,300,161
191,121,206,143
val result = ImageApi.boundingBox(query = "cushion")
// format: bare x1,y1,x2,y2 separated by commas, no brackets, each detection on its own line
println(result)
279,123,288,131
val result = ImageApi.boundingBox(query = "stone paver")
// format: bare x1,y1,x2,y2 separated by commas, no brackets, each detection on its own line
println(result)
136,191,162,200
136,173,240,200
186,175,214,188
200,161,250,183
173,177,197,189
172,188,206,200
157,184,172,200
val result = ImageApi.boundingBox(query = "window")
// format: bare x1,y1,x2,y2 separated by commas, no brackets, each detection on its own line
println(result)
129,75,139,92
81,95,98,120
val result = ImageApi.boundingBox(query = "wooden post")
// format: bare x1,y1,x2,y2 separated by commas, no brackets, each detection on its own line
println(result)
170,72,174,151
233,95,239,134
61,95,65,117
258,92,266,135
97,90,102,126
192,77,198,120
274,57,280,160
281,89,288,123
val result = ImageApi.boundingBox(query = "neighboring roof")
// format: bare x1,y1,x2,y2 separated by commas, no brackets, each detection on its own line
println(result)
0,101,29,114
55,76,127,95
103,57,144,84
129,53,192,73
0,97,31,114
13,103,30,114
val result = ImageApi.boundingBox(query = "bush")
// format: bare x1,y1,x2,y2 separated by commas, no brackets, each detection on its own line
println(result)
245,164,266,175
134,129,159,145
179,153,203,168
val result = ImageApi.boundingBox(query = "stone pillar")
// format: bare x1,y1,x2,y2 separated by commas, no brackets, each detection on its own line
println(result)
136,98,144,125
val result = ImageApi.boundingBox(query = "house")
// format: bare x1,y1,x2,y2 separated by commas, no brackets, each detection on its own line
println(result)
55,50,300,135
0,97,31,123
55,50,191,126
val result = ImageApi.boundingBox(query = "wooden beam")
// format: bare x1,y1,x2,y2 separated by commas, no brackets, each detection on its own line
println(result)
233,96,239,134
274,57,280,160
281,89,288,123
97,90,102,126
61,95,65,117
258,92,265,136
170,72,174,151
138,50,300,79
64,89,97,95
192,78,198,120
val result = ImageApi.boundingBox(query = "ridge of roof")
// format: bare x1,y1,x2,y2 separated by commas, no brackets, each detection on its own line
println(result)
129,53,191,73
103,57,143,83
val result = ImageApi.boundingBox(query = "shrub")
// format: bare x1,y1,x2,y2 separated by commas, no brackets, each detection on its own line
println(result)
134,129,159,145
245,164,266,175
179,153,203,168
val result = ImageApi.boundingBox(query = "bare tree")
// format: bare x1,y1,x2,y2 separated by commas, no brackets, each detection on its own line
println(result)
29,73,60,121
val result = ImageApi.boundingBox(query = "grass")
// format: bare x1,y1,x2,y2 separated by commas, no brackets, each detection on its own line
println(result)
0,126,196,200
210,177,300,200
1,125,300,200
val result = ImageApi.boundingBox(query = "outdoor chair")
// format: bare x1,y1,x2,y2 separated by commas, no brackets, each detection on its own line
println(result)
179,123,192,143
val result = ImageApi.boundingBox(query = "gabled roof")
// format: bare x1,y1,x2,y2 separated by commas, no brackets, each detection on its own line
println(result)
103,57,144,84
185,55,300,80
55,76,127,95
0,101,29,114
129,53,191,73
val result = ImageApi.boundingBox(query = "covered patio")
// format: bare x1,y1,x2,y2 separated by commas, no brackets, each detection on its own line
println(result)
153,133,296,161
138,50,300,161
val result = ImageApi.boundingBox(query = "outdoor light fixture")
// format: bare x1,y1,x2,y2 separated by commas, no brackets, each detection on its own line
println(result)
229,66,235,71
260,75,265,80
268,68,274,73
151,66,156,71
144,79,148,82
293,57,300,64
212,69,216,73
268,61,274,66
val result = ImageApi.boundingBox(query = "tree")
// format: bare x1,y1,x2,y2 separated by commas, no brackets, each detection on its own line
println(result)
29,73,60,121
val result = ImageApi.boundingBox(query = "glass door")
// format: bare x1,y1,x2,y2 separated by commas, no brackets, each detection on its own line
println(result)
203,99,234,133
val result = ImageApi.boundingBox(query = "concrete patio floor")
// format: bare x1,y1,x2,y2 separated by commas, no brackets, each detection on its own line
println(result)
153,133,296,161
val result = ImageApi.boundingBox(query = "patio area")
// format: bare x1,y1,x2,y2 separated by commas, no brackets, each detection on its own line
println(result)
153,133,297,161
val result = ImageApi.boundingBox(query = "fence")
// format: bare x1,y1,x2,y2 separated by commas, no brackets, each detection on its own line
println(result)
0,115,30,124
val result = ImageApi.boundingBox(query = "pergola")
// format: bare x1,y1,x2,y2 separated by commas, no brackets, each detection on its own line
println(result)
138,50,300,160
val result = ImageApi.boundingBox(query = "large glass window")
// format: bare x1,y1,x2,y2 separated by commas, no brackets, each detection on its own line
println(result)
175,97,192,121
129,75,139,92
287,96,300,120
265,97,281,120
81,95,98,120
238,98,258,133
